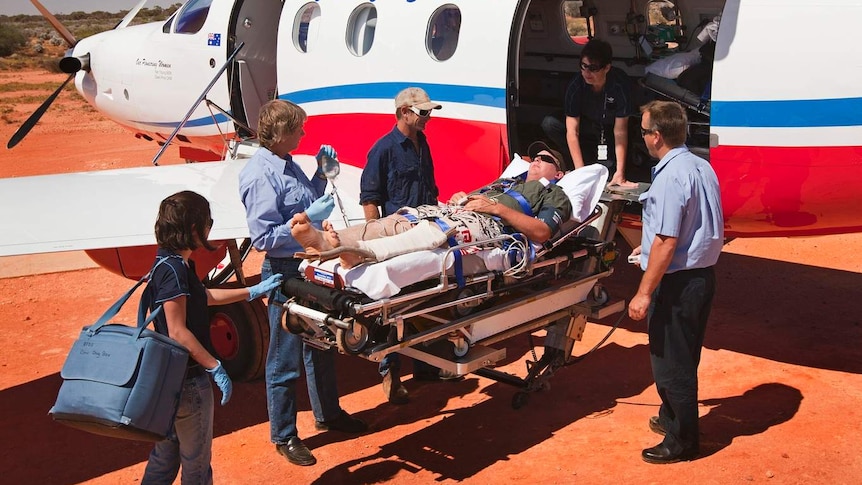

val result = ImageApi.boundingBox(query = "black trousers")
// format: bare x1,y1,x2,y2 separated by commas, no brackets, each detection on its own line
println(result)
648,266,716,453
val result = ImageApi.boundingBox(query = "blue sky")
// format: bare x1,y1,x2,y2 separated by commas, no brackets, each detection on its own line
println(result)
1,1,181,16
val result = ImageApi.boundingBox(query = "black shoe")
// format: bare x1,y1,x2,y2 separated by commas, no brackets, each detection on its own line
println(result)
276,437,316,466
641,443,698,464
382,372,409,405
314,410,368,433
649,416,666,436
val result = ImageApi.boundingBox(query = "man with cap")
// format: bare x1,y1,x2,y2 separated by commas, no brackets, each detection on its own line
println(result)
293,141,572,270
359,87,445,404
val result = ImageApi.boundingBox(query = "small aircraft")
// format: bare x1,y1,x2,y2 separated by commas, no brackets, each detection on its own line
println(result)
4,0,862,380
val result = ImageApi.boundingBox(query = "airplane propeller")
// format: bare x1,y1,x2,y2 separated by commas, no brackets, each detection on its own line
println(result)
7,0,144,149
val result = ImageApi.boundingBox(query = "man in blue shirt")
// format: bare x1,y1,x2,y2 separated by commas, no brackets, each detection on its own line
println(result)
238,99,367,467
628,100,724,464
359,87,445,404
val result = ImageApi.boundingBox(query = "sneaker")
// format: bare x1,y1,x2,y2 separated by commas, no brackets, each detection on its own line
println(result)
382,372,409,405
314,410,368,433
438,369,462,381
276,437,316,466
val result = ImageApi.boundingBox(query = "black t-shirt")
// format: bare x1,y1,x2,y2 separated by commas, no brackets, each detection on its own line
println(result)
564,66,634,133
143,248,211,353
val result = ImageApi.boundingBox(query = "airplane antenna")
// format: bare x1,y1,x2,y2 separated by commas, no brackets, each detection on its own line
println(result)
151,42,246,165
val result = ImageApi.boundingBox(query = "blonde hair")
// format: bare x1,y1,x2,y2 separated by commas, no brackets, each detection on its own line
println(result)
257,99,307,150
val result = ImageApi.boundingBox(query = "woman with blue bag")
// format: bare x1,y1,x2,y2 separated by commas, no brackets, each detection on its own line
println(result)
141,190,282,484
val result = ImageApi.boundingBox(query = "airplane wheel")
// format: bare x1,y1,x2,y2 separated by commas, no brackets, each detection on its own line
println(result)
337,322,370,355
204,238,252,286
208,299,269,382
512,391,530,410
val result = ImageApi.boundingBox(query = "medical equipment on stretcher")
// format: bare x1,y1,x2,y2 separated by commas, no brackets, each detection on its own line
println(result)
277,163,633,407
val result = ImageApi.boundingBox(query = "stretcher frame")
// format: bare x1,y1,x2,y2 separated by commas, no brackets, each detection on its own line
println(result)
279,198,630,408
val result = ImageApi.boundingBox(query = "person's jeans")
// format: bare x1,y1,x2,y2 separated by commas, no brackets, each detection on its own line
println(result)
142,372,214,485
263,257,342,444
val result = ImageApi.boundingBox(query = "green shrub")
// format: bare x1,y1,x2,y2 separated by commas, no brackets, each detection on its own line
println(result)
0,23,27,57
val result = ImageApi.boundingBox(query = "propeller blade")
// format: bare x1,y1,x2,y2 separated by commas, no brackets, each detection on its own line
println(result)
116,0,148,29
7,73,75,150
30,0,77,46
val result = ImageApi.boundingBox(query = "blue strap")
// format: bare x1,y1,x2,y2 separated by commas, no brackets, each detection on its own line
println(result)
503,189,533,217
89,256,170,336
432,218,465,287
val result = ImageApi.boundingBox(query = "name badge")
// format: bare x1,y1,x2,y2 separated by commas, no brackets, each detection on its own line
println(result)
597,144,608,161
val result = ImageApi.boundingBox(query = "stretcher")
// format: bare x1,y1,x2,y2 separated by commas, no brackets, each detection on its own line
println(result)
278,164,630,407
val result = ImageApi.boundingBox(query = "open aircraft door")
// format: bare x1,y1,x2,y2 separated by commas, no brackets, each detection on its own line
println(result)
227,0,281,136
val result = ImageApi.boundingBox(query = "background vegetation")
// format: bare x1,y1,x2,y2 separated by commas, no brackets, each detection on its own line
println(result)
0,5,181,70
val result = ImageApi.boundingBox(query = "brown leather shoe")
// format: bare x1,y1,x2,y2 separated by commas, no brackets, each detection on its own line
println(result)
276,437,316,466
382,372,409,405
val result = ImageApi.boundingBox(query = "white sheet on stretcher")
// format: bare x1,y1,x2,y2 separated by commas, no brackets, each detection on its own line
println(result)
300,161,609,299
299,247,512,299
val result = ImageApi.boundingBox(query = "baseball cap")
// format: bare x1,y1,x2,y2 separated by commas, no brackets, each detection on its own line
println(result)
394,87,443,111
527,141,564,171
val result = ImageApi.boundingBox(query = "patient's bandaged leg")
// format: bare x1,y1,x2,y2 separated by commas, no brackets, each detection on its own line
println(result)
357,220,450,261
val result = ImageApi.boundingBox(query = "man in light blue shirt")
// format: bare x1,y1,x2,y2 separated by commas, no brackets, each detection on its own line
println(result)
238,99,367,467
628,100,723,464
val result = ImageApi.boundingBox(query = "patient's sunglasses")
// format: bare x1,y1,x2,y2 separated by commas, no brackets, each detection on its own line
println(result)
409,106,433,118
535,154,560,169
580,62,605,73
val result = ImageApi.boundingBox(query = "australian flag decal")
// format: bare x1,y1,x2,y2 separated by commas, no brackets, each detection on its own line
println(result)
207,33,221,46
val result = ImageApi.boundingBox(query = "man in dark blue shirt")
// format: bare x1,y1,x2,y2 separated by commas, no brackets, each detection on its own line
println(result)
359,87,446,404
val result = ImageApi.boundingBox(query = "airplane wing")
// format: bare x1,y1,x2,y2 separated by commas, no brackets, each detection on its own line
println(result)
0,160,252,257
0,155,365,258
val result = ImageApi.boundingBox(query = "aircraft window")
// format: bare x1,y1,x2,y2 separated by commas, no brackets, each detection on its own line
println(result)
562,1,593,46
294,3,321,53
174,0,212,35
347,4,377,56
427,5,461,61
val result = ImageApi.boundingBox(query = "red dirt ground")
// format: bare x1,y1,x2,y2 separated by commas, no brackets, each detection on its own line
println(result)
1,71,861,484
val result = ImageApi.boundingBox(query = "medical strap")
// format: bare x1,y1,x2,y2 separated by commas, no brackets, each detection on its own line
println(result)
402,212,465,287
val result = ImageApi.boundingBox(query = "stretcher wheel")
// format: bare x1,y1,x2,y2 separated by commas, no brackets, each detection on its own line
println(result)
591,285,609,306
512,391,530,410
337,322,370,355
452,339,469,358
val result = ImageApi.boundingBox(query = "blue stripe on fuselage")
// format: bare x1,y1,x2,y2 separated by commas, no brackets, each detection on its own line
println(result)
280,82,507,108
712,97,862,128
139,113,232,129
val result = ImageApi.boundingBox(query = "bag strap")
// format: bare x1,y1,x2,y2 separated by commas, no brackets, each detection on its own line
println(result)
87,256,170,336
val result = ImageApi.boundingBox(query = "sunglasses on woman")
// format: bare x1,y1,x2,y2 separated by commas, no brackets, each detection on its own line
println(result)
580,62,605,73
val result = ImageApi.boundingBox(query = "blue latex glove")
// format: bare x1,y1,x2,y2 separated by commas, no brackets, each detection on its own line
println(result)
316,144,337,164
305,193,335,222
248,273,283,301
207,360,232,406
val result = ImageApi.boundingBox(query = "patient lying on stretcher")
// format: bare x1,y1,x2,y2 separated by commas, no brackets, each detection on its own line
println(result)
292,142,572,269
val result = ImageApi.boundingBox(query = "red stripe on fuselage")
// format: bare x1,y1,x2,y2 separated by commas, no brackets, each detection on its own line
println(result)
299,114,508,201
712,145,862,237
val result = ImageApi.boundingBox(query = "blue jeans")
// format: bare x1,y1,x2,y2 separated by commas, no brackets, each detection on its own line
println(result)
263,257,342,444
142,372,214,485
